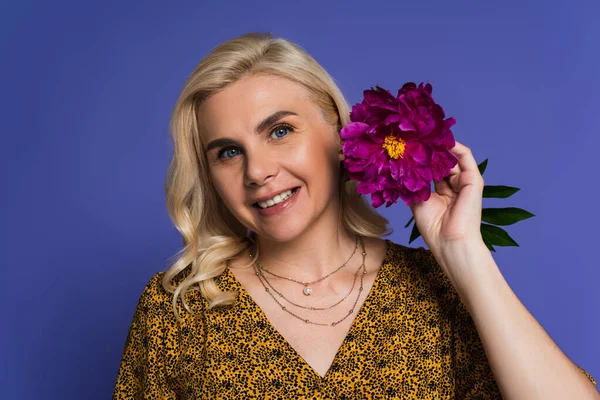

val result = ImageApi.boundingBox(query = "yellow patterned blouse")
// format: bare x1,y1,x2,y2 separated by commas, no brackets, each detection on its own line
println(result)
113,240,596,399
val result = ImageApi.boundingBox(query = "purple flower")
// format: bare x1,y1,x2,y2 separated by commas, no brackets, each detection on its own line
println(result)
340,82,458,208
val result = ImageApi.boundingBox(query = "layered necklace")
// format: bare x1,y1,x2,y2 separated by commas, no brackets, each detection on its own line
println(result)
257,235,359,296
249,236,367,327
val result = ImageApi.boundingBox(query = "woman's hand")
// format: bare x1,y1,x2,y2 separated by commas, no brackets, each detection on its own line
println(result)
409,141,486,262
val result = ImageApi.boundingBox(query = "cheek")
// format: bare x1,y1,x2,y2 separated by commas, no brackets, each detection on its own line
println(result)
292,141,339,182
210,169,242,207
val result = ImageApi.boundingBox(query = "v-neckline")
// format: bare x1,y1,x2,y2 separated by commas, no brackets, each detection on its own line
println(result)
218,239,393,381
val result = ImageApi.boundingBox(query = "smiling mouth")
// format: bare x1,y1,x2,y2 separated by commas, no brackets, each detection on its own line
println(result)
252,187,300,209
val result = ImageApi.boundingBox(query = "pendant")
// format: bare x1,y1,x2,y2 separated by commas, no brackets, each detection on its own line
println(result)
303,286,313,296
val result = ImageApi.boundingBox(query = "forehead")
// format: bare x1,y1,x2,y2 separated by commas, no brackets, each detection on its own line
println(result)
198,74,315,139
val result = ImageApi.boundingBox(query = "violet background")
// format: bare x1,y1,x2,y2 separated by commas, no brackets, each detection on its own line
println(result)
1,0,598,398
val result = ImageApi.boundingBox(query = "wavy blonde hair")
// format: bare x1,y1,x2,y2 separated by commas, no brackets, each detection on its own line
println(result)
163,32,391,321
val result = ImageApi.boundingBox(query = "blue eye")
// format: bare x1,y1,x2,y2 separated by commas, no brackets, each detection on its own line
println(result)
270,124,292,139
216,124,293,162
219,147,241,160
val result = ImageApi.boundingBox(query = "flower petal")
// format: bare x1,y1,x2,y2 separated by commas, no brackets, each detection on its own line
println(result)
371,191,385,208
406,142,433,166
340,122,369,139
389,159,403,180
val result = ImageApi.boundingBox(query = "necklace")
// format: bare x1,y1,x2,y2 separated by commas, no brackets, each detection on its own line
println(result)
251,236,367,327
256,235,359,296
254,252,364,311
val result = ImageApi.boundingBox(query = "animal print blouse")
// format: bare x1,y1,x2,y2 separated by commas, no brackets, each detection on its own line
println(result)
113,240,596,399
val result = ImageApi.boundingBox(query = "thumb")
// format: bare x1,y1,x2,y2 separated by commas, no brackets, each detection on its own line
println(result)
409,199,421,216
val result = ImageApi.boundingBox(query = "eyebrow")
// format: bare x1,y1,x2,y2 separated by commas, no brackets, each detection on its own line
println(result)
205,110,298,152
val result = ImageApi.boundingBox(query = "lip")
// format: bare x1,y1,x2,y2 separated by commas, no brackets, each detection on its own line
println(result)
254,187,301,217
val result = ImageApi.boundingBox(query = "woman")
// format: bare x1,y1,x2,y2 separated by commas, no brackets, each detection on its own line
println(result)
113,32,597,399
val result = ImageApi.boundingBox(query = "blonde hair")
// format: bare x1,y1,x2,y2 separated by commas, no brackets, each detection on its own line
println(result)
163,32,391,321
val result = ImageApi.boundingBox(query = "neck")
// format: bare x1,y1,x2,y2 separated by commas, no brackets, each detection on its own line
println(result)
251,208,359,281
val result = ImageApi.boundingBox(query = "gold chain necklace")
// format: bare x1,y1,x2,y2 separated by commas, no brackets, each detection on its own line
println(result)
250,236,367,327
254,252,364,311
256,235,359,296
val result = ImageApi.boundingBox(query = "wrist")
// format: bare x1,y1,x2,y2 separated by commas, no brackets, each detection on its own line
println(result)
435,239,495,297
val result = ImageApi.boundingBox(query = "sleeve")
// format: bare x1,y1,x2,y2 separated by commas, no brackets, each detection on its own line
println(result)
578,367,597,387
112,273,178,400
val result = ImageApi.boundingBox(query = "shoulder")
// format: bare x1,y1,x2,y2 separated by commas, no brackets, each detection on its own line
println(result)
132,268,207,326
114,270,207,396
384,240,458,311
384,240,448,283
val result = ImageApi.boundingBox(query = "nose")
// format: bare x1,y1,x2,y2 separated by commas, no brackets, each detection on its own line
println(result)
243,147,279,187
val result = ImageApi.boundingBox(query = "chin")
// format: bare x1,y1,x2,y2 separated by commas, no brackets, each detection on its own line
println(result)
251,218,311,244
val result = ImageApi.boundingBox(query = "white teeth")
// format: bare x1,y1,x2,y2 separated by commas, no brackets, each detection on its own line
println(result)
257,189,294,209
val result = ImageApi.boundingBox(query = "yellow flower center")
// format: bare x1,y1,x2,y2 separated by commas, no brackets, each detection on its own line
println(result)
382,135,406,159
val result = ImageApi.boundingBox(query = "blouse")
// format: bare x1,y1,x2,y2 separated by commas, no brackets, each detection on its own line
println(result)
113,240,596,399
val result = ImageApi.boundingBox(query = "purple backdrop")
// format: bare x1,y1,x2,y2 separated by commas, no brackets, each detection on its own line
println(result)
1,0,598,398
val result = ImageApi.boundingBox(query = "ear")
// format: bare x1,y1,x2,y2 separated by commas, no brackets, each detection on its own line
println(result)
338,147,345,162
337,129,345,161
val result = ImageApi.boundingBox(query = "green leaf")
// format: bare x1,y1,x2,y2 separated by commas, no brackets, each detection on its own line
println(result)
481,235,497,252
481,207,536,226
408,223,421,244
480,223,520,247
482,185,521,199
404,216,414,228
478,159,488,176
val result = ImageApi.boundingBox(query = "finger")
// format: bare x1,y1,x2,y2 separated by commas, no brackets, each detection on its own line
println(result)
440,155,461,194
450,141,481,177
434,177,455,197
448,161,461,177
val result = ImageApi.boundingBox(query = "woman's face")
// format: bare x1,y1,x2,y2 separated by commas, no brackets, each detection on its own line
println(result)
198,74,343,243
